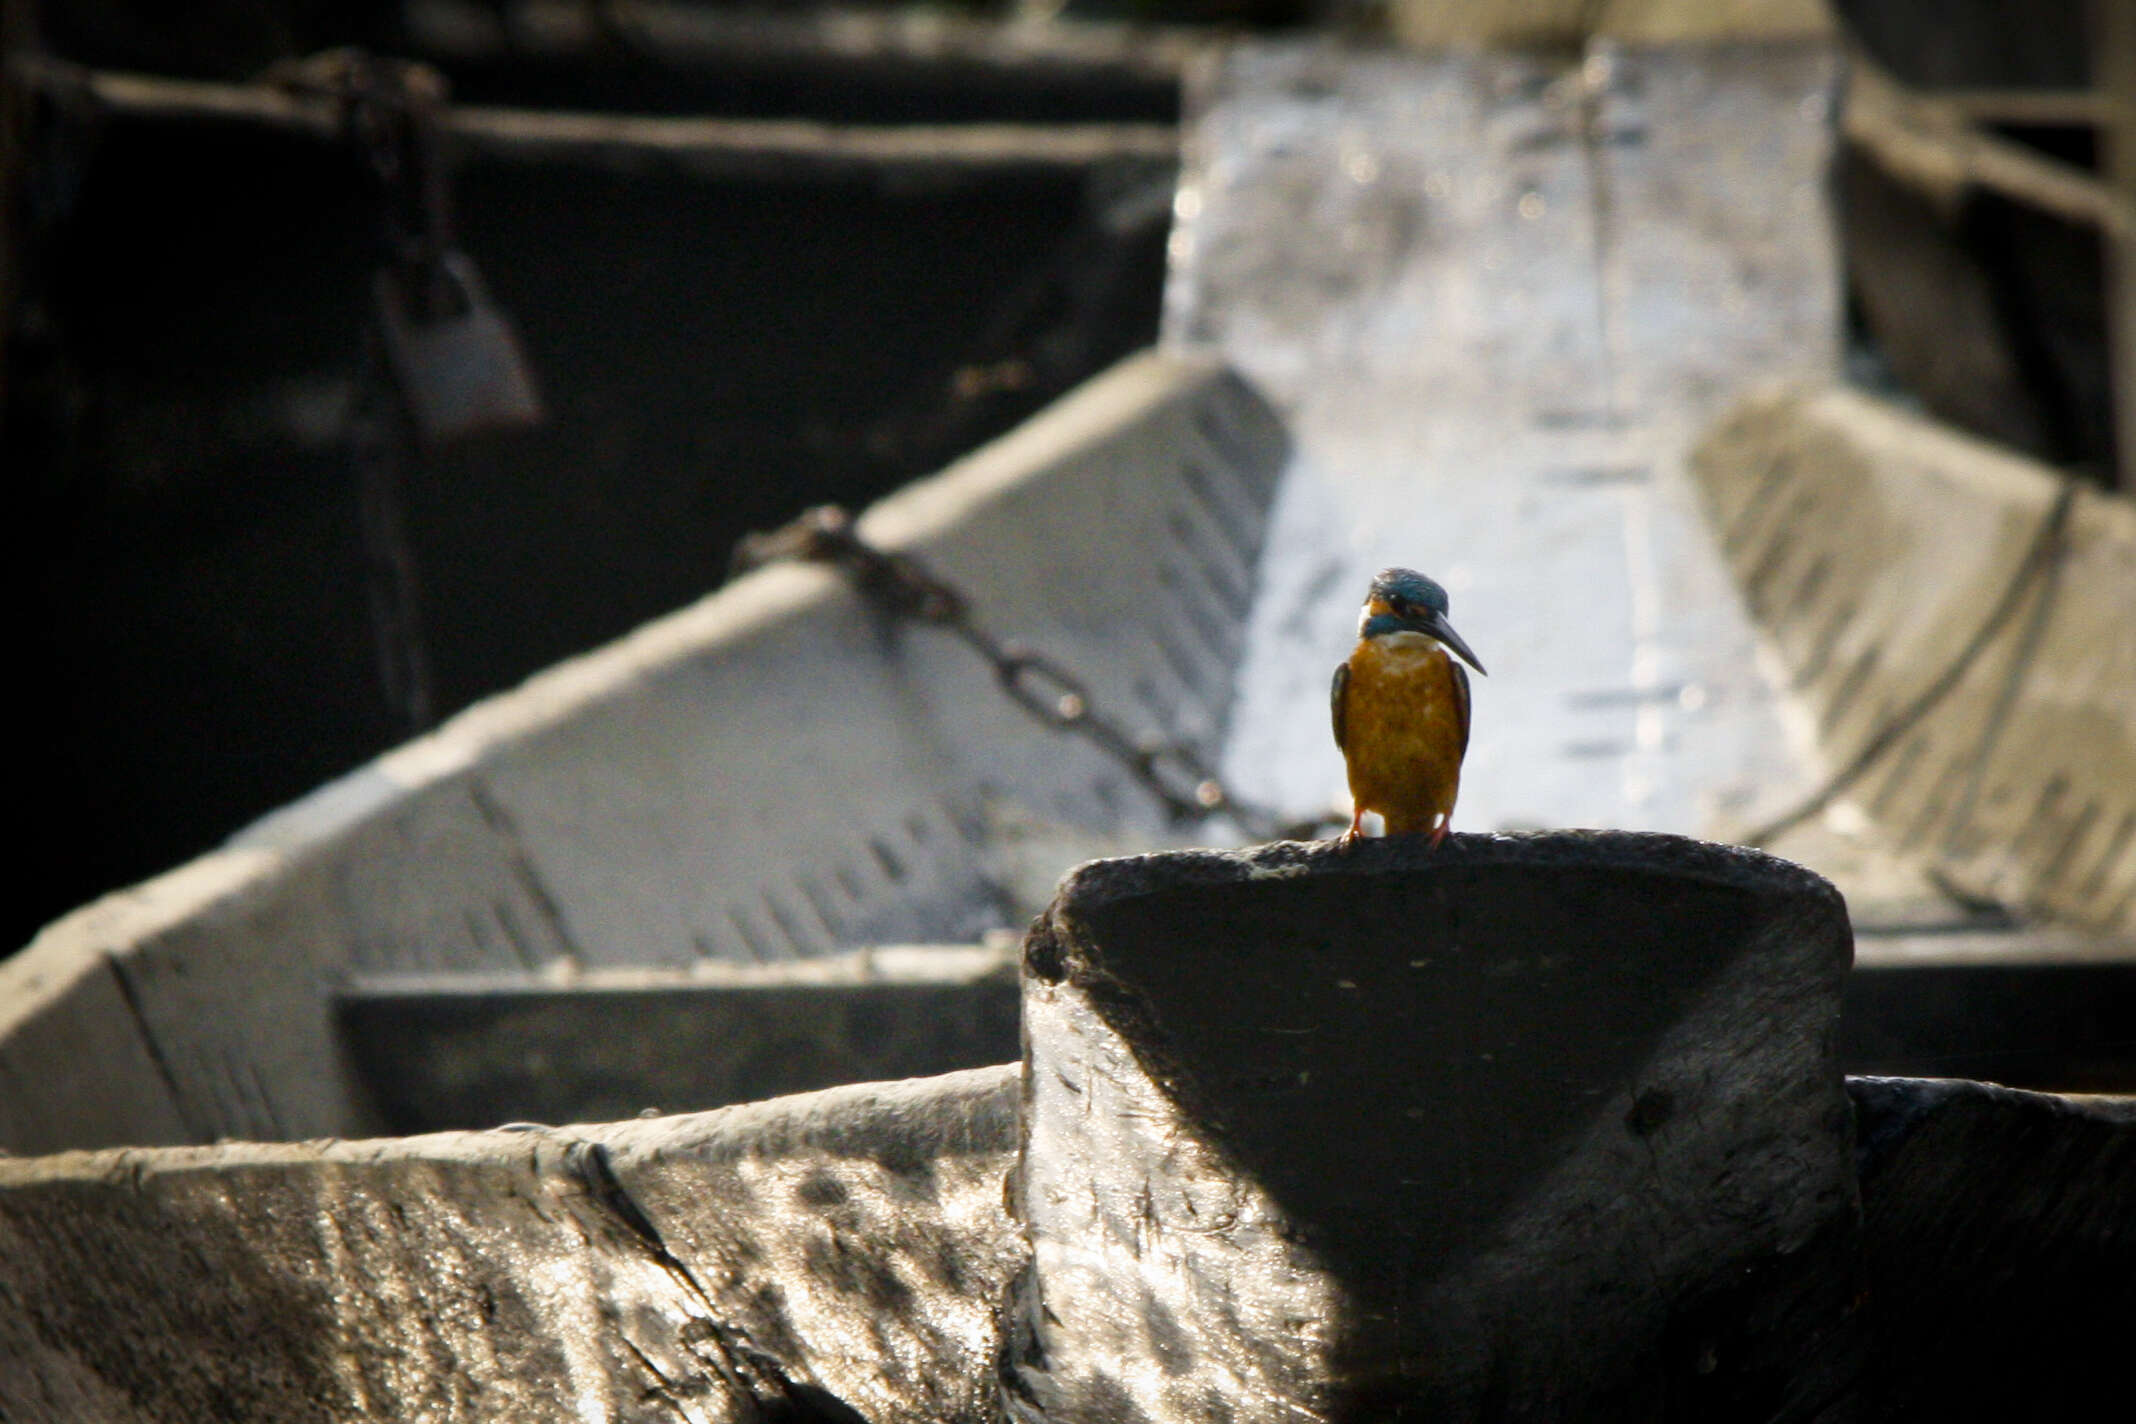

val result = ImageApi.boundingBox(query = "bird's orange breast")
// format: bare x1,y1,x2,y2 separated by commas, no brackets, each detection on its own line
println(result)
1343,634,1466,835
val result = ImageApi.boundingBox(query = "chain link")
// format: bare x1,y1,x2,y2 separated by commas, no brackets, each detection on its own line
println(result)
733,505,1324,841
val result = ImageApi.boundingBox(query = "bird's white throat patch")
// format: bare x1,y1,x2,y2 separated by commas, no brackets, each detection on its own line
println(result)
1379,630,1443,654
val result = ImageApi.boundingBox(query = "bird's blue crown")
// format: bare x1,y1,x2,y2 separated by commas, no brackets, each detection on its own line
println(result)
1368,567,1450,615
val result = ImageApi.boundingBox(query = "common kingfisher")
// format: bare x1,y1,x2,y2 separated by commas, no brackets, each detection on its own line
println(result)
1331,568,1487,846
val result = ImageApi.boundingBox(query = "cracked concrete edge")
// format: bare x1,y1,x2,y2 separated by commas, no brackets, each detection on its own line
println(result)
0,1064,1023,1424
0,1062,1018,1181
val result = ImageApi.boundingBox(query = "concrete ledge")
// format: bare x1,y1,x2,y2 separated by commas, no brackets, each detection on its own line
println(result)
1690,385,2136,936
327,940,2136,1137
0,1066,1023,1424
1842,957,2136,1092
337,945,1022,1132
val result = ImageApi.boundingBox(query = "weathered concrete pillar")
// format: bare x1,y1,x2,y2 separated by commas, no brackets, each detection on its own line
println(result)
1007,831,1859,1421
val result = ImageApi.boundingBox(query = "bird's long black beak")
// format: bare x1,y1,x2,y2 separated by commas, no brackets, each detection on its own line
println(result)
1424,609,1487,675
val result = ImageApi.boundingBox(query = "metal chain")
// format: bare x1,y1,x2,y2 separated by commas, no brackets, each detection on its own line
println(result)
733,505,1324,842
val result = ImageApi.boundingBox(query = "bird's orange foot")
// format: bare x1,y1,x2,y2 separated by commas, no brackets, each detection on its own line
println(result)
1428,822,1448,850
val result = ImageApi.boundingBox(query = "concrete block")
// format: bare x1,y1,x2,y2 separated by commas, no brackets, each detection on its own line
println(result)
1840,1076,2136,1421
1009,831,1859,1421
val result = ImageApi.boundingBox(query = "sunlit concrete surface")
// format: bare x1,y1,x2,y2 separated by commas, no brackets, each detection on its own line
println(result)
1169,41,1840,842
